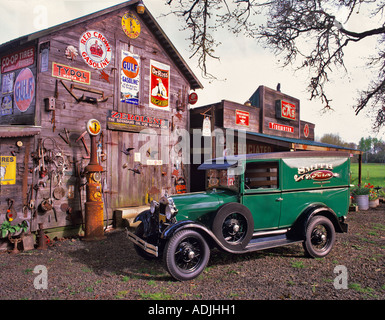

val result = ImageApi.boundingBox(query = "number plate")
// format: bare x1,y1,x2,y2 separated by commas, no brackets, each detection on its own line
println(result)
159,214,166,223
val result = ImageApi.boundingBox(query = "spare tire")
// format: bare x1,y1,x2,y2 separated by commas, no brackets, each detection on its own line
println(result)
212,203,254,251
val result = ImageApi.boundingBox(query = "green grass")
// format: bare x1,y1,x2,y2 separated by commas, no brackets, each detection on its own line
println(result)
350,163,385,187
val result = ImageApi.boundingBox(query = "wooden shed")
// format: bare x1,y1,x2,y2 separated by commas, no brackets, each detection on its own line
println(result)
0,0,202,245
190,85,361,191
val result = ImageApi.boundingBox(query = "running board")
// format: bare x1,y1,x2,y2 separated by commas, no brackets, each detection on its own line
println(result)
245,234,303,252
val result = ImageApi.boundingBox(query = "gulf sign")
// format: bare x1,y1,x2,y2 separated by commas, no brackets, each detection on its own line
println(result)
14,68,35,112
276,100,296,121
122,55,139,78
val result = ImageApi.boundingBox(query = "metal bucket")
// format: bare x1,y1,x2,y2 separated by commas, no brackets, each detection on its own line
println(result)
355,195,369,211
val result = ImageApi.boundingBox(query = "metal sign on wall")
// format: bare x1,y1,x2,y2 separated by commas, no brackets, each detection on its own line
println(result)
79,30,112,69
1,47,35,73
0,156,16,185
52,62,91,84
120,50,140,105
121,12,141,39
275,100,296,121
149,60,170,111
235,109,250,126
107,110,169,133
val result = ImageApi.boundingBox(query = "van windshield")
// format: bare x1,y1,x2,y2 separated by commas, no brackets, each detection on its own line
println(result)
206,168,239,192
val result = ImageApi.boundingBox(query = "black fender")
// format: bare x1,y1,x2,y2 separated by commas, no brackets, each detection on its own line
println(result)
133,209,157,237
288,204,347,240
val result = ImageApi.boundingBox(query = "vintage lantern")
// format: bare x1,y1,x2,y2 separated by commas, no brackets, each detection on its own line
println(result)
83,119,105,241
137,1,145,14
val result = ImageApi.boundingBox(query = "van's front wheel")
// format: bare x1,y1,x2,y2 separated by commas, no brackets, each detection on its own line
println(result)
163,229,210,281
303,216,335,258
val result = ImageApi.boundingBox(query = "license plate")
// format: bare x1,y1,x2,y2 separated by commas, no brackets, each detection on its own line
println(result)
159,214,166,223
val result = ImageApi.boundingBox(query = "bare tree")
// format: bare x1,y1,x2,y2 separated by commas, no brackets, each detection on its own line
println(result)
165,0,385,130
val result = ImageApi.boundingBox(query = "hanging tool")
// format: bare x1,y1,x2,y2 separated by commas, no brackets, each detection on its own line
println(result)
76,131,90,158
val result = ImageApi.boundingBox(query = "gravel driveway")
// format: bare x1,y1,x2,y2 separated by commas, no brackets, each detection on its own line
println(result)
0,205,384,301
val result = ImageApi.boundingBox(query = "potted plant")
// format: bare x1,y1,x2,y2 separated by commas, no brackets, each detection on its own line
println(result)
351,186,370,211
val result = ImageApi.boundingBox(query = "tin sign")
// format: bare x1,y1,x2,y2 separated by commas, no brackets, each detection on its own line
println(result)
121,50,140,105
276,100,296,121
14,68,35,112
79,30,112,69
1,47,35,73
235,109,250,126
52,62,91,84
149,60,170,111
269,122,294,133
0,156,16,185
107,110,169,132
121,12,141,39
189,92,198,105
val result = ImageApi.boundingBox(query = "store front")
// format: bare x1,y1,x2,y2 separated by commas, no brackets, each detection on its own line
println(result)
190,85,361,191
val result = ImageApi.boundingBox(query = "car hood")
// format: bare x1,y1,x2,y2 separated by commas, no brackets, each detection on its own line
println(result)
171,189,238,222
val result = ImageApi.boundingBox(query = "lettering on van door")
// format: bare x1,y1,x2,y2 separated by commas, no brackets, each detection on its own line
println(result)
294,163,339,182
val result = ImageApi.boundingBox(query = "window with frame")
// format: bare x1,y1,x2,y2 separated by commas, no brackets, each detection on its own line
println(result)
244,161,279,189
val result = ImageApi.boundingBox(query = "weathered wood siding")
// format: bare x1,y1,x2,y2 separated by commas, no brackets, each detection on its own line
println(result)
1,5,193,233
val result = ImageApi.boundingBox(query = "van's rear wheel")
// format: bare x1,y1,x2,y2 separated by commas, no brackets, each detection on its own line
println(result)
303,216,335,258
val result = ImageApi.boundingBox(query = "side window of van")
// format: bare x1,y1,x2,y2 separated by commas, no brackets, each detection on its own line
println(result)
244,161,279,189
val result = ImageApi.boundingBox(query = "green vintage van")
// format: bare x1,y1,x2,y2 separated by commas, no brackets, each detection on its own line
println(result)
127,151,350,281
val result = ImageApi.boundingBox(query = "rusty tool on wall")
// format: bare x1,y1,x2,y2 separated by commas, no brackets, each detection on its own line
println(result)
76,131,90,158
60,80,112,104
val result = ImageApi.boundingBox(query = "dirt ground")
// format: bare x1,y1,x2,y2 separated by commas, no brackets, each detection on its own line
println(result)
0,204,384,302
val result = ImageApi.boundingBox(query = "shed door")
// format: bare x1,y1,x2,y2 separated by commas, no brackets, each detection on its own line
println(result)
107,41,168,208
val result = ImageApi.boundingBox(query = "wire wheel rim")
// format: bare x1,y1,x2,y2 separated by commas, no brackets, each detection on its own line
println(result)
310,224,331,252
174,237,203,273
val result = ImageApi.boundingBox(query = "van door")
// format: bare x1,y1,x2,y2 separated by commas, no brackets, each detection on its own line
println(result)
241,161,282,231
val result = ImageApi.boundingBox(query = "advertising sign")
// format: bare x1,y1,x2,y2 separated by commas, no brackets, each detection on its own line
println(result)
235,109,250,126
52,62,91,84
107,110,169,132
269,122,294,133
149,60,170,111
276,100,296,121
1,73,15,94
121,12,141,39
79,30,112,69
13,68,35,113
0,156,16,185
120,50,140,105
1,47,35,73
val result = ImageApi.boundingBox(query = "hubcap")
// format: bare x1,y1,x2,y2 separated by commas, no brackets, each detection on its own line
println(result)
222,213,247,244
311,225,329,249
175,238,202,272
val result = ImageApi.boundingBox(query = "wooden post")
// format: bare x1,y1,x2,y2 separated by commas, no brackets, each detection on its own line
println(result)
358,153,362,187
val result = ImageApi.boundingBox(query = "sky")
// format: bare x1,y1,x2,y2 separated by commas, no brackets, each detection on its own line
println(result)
0,0,384,145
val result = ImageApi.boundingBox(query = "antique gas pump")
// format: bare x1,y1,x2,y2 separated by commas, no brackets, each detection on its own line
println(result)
83,119,105,241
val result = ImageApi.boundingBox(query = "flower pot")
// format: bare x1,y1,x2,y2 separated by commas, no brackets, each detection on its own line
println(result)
355,195,369,211
369,198,379,208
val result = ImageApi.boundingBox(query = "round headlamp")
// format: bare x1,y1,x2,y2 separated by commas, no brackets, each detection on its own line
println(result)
165,205,173,220
150,200,159,214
